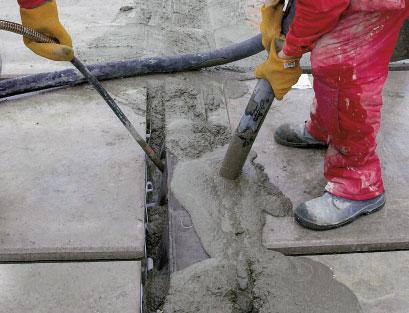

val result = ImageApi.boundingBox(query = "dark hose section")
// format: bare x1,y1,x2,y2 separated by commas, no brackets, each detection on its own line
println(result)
0,34,264,98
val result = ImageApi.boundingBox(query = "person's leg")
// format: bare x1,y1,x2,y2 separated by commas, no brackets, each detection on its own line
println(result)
284,4,409,149
325,81,384,200
312,9,407,200
313,73,385,200
305,97,330,144
295,8,408,229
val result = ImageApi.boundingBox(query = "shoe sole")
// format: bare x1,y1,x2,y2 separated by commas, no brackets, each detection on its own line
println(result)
294,201,386,231
274,132,328,149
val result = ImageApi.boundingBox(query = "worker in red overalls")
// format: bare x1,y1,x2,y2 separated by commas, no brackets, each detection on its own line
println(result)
18,0,73,61
256,0,409,230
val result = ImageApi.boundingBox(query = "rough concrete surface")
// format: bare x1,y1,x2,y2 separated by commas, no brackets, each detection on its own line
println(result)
0,80,146,261
1,0,407,311
165,147,361,312
225,72,409,255
163,70,361,312
0,0,135,76
0,261,141,313
309,252,409,313
164,73,234,274
0,0,263,77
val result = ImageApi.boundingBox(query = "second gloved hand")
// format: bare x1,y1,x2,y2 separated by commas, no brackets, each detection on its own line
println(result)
20,0,74,61
259,2,285,52
256,2,301,100
255,39,301,100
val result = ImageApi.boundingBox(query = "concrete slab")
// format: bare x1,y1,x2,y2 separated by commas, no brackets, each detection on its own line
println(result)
307,252,409,313
226,72,409,255
0,79,146,261
0,261,141,313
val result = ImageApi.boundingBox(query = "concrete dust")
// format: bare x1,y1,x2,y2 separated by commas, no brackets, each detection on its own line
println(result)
165,74,233,159
165,149,362,312
83,0,263,67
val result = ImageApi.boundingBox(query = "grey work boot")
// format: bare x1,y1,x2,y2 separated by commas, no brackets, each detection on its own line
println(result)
295,192,386,231
274,123,327,148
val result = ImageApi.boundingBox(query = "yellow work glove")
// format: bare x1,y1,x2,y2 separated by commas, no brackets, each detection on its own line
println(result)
20,0,74,61
259,2,285,52
255,39,301,100
256,3,301,100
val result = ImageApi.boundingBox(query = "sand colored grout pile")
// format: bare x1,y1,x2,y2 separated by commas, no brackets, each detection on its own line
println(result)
165,148,361,313
161,72,362,312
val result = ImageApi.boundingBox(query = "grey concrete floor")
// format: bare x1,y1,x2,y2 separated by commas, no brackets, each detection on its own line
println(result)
0,1,151,311
1,0,408,311
0,261,141,313
0,0,135,76
0,0,264,311
0,80,146,262
308,252,409,313
0,80,145,312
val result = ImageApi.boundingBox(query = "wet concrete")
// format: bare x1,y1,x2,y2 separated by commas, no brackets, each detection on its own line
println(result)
309,251,409,313
226,72,409,255
2,0,407,311
164,72,361,312
167,152,209,272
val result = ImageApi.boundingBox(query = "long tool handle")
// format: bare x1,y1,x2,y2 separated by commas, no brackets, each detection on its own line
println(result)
0,20,165,172
71,57,165,172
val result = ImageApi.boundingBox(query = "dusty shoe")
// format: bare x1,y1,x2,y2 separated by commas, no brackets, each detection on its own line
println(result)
295,192,386,230
274,123,327,148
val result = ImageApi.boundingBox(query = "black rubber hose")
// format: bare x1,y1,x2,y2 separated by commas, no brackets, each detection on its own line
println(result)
0,34,264,98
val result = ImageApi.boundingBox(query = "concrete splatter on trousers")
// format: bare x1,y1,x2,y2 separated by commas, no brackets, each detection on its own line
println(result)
306,5,409,200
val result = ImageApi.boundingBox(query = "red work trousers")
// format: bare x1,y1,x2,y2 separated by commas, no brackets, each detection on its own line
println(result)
306,8,409,200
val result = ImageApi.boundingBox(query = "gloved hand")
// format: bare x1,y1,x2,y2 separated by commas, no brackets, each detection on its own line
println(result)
256,3,301,100
259,2,285,52
20,0,74,61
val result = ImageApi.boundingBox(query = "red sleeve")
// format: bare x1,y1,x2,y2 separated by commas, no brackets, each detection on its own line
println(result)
18,0,48,9
283,0,351,57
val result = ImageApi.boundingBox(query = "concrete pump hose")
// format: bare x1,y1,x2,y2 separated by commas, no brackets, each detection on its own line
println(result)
0,18,264,98
0,19,408,99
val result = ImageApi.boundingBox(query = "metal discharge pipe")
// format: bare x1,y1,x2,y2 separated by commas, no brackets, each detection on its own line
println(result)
219,79,274,179
219,0,296,180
